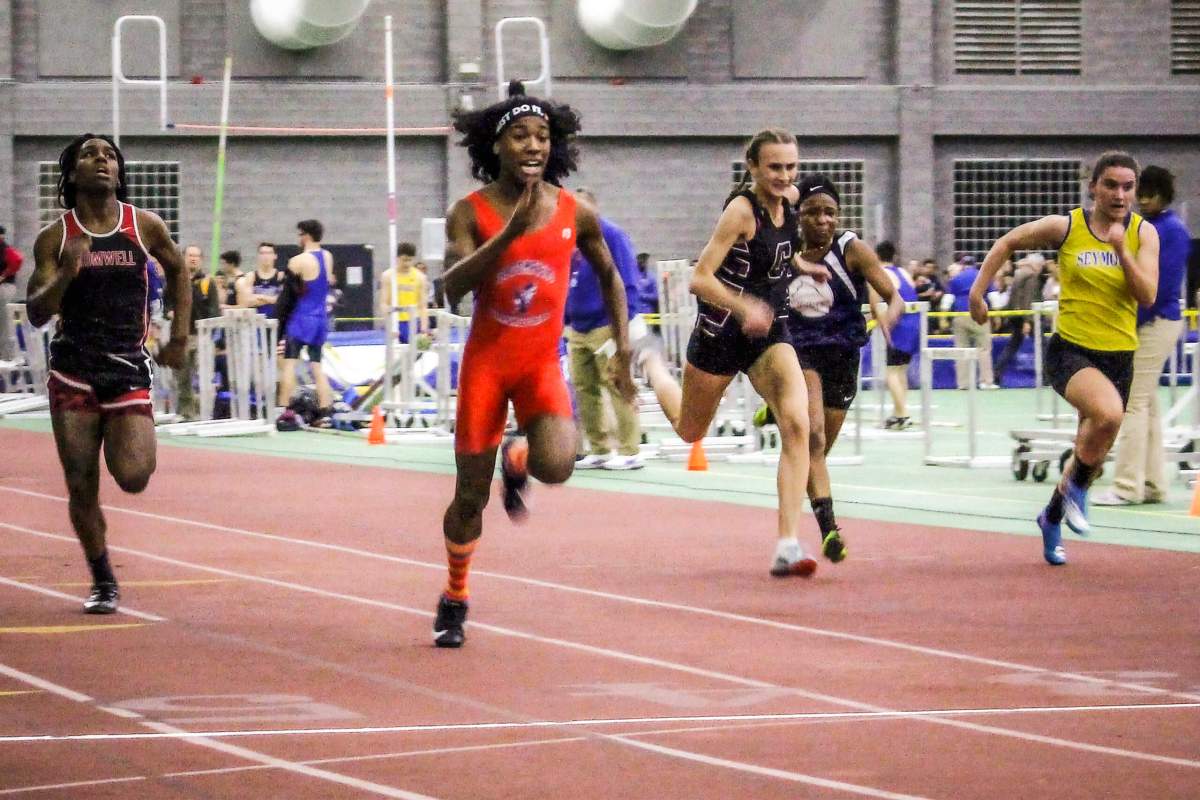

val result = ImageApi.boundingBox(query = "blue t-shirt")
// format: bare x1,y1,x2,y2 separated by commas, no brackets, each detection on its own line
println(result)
1139,208,1191,326
947,266,991,312
565,217,642,334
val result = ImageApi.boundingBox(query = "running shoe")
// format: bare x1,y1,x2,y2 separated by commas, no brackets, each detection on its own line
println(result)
601,454,644,470
1037,510,1067,566
1091,489,1134,506
752,405,775,428
1061,480,1091,536
83,582,119,614
500,436,530,523
433,595,468,648
769,539,818,578
821,529,847,563
575,453,610,470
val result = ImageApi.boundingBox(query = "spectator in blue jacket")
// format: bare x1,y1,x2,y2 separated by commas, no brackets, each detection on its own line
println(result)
947,256,997,389
636,252,659,316
1095,165,1191,505
565,188,644,470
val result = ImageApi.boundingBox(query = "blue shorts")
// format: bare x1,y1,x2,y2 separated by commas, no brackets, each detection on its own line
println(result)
285,314,328,362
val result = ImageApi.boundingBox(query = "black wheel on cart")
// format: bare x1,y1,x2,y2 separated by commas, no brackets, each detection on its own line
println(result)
1179,441,1198,470
1059,448,1073,475
1012,444,1030,481
1032,461,1050,482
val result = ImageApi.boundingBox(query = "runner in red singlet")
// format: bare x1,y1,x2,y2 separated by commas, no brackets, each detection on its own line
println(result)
431,82,636,648
26,134,189,614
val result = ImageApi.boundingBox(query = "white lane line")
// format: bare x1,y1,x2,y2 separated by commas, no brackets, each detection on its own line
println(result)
0,659,439,800
4,702,1196,743
605,734,929,800
0,576,166,623
0,663,92,704
3,521,1197,773
3,485,1195,703
0,776,148,796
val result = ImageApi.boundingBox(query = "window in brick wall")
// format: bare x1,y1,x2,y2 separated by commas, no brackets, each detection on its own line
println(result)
1173,0,1200,73
952,158,1082,261
39,161,180,241
731,159,866,237
954,0,1082,75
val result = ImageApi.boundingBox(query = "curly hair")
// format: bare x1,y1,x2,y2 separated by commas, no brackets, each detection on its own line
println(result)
452,81,581,186
57,133,128,210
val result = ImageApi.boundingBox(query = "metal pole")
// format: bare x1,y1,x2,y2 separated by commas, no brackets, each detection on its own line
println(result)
208,56,233,278
384,16,400,414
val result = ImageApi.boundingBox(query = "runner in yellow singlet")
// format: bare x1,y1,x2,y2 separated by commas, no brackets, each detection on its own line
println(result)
968,151,1159,565
377,241,428,344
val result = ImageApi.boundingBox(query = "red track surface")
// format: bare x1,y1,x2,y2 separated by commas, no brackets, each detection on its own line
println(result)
1,427,1198,799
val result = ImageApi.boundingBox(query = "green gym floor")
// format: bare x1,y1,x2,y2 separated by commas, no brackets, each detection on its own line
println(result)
3,386,1196,554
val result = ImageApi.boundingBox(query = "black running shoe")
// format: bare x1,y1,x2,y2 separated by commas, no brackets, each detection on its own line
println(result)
433,595,468,648
500,436,530,523
83,582,119,615
822,529,848,563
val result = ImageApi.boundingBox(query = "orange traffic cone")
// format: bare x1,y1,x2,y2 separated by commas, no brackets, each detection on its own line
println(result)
367,406,386,445
1189,475,1200,518
686,439,708,471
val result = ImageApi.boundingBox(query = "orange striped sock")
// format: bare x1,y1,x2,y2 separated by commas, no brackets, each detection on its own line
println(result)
443,539,477,602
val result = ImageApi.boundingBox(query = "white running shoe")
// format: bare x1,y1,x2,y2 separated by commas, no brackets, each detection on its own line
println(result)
1091,489,1134,506
601,453,644,470
575,453,610,469
769,538,817,578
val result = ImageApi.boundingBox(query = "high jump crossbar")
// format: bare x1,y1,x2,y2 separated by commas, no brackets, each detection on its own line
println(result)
495,17,552,99
112,15,168,146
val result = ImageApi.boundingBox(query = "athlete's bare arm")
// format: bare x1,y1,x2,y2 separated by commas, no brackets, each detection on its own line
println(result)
26,219,85,328
1115,220,1158,307
137,209,190,369
575,199,635,403
970,214,1068,325
235,272,265,308
690,195,772,336
847,238,903,337
441,181,541,307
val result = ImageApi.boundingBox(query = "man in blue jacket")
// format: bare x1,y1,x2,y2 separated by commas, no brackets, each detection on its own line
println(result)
947,255,997,389
566,188,644,470
1095,165,1191,505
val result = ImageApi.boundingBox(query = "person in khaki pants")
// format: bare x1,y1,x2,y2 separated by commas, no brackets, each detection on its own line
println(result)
565,188,644,470
946,257,997,389
1095,166,1191,505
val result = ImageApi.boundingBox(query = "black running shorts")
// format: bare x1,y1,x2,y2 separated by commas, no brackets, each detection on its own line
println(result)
1044,334,1134,408
686,317,791,377
795,344,860,411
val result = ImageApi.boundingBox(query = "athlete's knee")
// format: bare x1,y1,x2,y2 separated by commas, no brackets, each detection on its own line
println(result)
773,406,810,448
113,468,152,494
449,484,490,521
530,454,574,485
807,425,827,459
1088,405,1124,436
677,420,709,443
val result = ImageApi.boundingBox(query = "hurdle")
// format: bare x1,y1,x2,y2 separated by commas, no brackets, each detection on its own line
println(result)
922,345,1007,469
161,309,276,436
0,304,51,417
644,258,760,461
429,310,472,435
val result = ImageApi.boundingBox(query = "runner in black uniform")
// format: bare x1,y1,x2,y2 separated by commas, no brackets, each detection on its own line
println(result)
786,175,901,564
641,128,822,577
26,134,190,614
235,242,285,318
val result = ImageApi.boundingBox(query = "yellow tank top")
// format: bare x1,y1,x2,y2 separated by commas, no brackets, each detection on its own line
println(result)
392,270,421,321
1056,207,1142,352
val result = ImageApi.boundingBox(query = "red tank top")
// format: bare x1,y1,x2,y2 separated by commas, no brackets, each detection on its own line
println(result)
464,187,577,359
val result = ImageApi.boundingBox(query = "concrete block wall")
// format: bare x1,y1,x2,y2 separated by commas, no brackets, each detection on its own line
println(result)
0,0,1196,294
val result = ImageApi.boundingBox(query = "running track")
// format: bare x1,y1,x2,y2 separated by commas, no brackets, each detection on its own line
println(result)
1,426,1197,798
